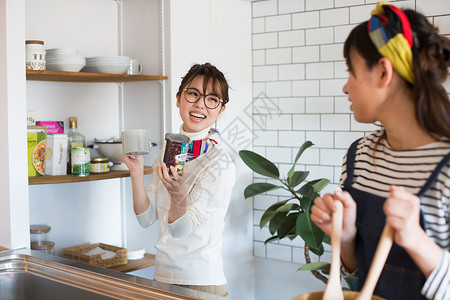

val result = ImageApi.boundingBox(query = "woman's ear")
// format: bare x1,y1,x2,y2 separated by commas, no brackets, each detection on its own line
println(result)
216,104,226,120
176,93,181,108
377,57,394,88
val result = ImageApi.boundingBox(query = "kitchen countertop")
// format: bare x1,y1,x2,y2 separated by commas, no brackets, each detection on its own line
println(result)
0,249,228,299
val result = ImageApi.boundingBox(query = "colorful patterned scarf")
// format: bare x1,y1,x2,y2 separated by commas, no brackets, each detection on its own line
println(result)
368,1,414,84
186,129,220,162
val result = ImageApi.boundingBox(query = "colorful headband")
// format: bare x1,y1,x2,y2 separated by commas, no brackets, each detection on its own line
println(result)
368,1,415,84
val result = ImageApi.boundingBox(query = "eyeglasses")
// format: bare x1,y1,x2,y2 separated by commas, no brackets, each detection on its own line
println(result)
183,88,223,109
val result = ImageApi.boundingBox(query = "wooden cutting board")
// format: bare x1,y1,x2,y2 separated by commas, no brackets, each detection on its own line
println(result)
0,246,10,251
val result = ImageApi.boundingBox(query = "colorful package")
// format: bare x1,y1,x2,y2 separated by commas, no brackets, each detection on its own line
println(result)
27,126,47,177
36,121,64,134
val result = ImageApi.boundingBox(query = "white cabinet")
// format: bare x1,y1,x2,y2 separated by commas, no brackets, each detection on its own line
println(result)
24,0,166,261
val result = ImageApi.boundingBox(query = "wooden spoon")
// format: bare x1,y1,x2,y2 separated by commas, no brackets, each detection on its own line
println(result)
356,224,394,300
323,200,344,300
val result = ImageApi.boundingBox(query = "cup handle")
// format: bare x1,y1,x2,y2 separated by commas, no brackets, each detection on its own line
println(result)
138,64,143,75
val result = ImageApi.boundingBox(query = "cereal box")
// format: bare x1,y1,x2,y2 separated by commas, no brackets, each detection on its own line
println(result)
27,126,46,177
45,134,68,176
36,121,64,134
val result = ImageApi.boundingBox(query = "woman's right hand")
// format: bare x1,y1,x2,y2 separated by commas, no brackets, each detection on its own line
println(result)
122,154,144,174
311,189,357,243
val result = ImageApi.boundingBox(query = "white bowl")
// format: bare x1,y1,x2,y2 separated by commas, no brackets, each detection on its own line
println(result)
46,48,79,55
46,54,85,60
96,143,123,163
81,64,129,74
46,58,86,63
46,62,86,72
86,56,130,62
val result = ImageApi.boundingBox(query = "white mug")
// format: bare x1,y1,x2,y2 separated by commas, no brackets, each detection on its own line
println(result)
122,129,151,156
127,59,143,75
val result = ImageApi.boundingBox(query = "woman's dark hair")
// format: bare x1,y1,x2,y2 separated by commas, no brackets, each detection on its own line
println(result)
176,63,229,105
343,9,450,139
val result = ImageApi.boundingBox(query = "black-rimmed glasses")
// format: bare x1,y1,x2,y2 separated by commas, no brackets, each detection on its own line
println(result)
183,88,223,109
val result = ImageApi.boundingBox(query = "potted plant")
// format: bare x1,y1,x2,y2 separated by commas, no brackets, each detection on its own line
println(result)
240,141,346,286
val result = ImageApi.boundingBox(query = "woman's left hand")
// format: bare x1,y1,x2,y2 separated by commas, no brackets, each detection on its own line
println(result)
155,163,188,207
383,185,423,250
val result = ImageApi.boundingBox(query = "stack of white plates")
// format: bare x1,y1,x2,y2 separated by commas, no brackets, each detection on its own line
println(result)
81,56,130,74
46,48,86,72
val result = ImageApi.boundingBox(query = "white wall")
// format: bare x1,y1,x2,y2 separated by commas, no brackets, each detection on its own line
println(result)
250,0,450,299
166,1,254,299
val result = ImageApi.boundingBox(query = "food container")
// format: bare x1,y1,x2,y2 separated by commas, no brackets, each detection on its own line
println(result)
30,225,51,244
122,129,151,156
27,126,47,177
163,133,189,176
31,241,55,255
45,134,68,176
90,157,110,174
25,40,46,70
71,147,90,176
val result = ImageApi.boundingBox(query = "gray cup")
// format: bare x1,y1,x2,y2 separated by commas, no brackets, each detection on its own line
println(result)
122,129,151,156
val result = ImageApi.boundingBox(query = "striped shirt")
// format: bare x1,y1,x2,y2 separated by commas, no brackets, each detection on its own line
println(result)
340,130,450,300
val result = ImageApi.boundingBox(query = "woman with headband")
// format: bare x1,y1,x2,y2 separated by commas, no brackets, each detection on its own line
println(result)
311,2,450,299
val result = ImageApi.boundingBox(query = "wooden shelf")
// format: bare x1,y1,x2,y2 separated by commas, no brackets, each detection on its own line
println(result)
109,253,156,273
29,166,153,185
26,70,168,82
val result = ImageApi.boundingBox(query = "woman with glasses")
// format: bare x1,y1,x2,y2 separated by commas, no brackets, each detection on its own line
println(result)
122,63,235,297
311,2,450,299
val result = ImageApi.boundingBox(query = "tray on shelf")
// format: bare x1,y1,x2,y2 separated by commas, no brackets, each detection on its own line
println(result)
63,243,127,268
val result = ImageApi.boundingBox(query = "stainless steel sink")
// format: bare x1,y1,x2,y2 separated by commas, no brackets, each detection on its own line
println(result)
0,249,227,300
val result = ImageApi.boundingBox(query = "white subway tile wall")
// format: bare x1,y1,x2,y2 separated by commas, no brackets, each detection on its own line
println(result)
250,0,450,266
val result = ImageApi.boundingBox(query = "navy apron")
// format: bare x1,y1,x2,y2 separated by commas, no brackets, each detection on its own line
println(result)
343,139,450,300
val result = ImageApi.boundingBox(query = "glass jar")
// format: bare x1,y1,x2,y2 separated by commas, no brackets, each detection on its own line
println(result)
90,157,111,174
30,224,51,244
25,40,46,70
31,241,55,255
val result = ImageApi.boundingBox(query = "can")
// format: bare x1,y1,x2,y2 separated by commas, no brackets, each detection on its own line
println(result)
71,147,90,176
90,157,110,174
163,133,190,176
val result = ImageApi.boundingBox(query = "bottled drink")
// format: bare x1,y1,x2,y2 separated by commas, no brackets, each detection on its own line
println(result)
67,117,85,173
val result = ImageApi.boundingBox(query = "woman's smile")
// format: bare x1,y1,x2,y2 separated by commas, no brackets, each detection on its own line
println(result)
189,111,206,121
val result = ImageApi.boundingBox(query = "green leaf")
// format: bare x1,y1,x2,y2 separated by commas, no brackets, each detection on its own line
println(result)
299,196,314,211
264,235,280,245
308,178,330,193
309,243,324,256
269,211,289,235
259,200,289,228
244,183,282,198
298,262,330,271
323,234,331,245
275,203,300,212
297,184,315,198
287,171,309,188
287,141,314,178
296,212,325,250
287,233,298,240
277,213,298,239
239,150,280,179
